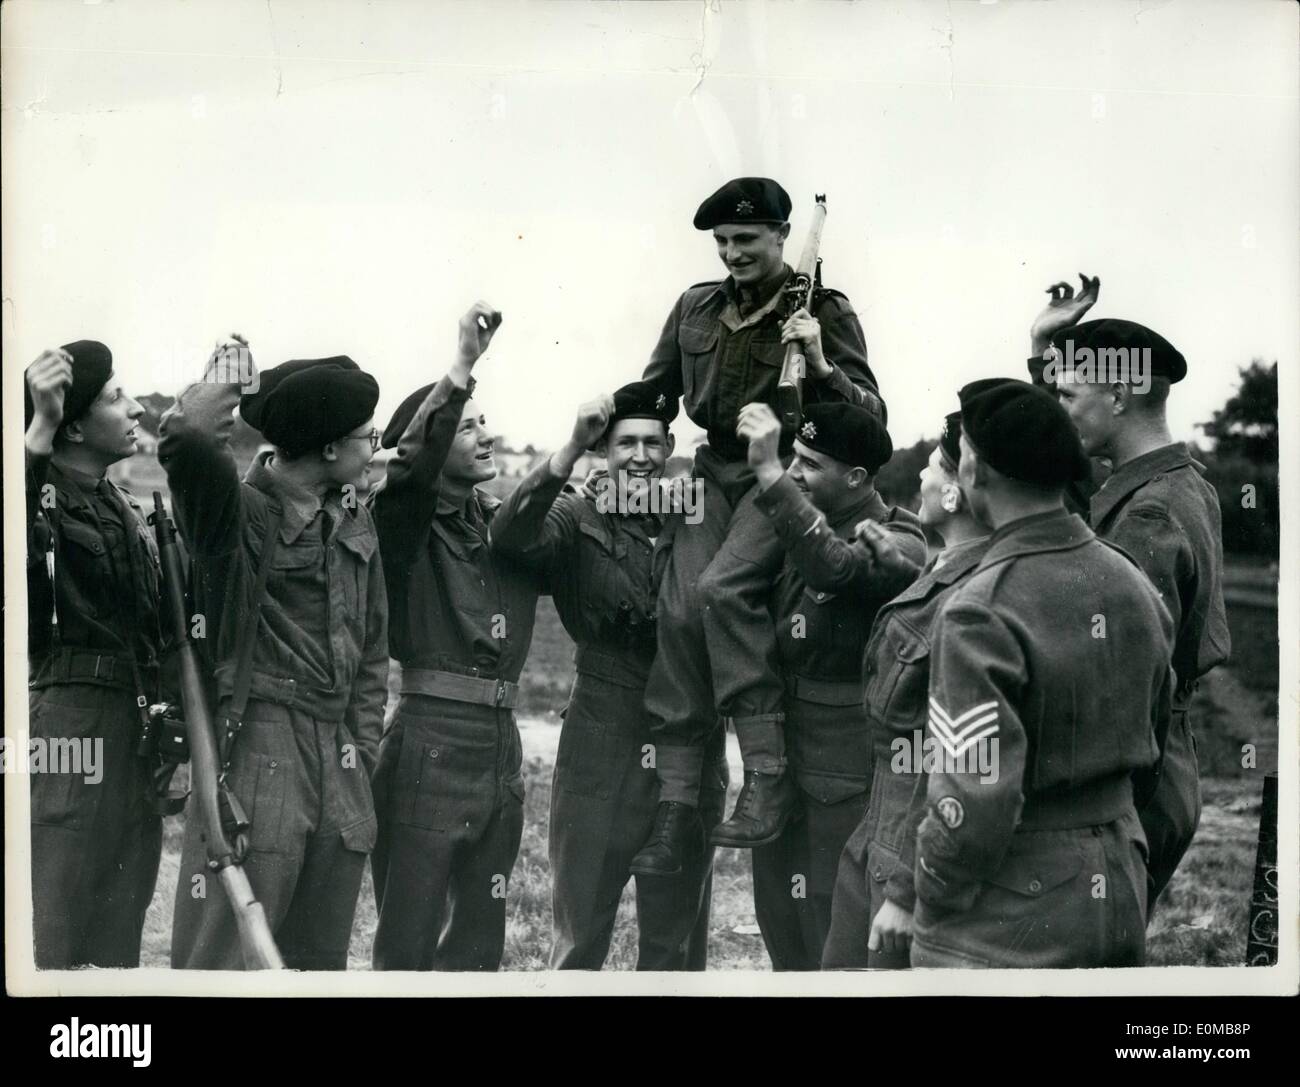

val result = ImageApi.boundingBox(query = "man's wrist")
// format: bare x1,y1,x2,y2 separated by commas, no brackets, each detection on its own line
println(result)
449,355,476,388
753,460,785,491
25,418,58,455
550,442,583,479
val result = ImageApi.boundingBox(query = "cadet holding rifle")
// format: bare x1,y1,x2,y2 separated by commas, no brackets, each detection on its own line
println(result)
369,303,545,971
492,381,727,970
160,343,388,970
728,401,925,969
24,342,165,969
634,178,885,876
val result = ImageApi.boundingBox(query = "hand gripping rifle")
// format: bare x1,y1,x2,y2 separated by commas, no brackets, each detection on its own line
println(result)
775,193,829,435
150,492,283,969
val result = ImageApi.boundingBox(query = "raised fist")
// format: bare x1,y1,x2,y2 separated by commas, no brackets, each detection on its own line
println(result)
25,348,74,429
571,394,615,449
457,301,503,365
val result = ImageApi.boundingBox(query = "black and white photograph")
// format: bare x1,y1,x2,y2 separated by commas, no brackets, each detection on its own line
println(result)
3,0,1296,1016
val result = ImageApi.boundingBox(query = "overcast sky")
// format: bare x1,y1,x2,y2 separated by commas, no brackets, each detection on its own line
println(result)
3,0,1297,452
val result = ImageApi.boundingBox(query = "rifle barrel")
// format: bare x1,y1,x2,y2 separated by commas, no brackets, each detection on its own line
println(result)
151,492,284,970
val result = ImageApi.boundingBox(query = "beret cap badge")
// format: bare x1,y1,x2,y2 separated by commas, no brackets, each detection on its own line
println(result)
735,199,754,216
799,420,817,440
655,393,667,411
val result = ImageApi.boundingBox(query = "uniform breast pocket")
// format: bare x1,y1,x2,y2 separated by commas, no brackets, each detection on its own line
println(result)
751,332,786,372
336,529,376,619
268,543,323,601
677,323,718,402
58,519,112,613
868,621,931,733
795,585,841,642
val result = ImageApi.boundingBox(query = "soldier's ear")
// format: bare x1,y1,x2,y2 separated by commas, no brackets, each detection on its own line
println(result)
845,466,869,489
594,438,608,459
1110,382,1129,416
61,419,85,445
664,430,676,457
776,222,792,244
320,441,340,463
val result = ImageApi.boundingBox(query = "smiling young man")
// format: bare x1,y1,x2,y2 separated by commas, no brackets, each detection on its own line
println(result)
369,302,547,971
160,345,389,969
24,342,166,969
633,177,885,876
721,400,925,969
491,381,728,969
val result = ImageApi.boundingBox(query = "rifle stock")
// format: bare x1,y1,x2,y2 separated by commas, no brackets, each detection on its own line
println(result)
776,193,828,433
151,492,284,970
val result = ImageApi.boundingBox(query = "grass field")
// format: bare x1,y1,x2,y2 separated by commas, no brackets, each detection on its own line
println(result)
141,589,1279,971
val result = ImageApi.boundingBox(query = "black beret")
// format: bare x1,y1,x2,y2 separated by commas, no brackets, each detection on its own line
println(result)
381,376,486,451
381,383,434,450
793,401,893,473
958,378,1091,487
600,380,678,445
24,340,113,429
938,410,962,472
693,177,792,231
1047,318,1186,384
239,356,379,457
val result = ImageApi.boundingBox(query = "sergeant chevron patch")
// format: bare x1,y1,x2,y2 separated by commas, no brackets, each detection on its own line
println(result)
928,697,999,759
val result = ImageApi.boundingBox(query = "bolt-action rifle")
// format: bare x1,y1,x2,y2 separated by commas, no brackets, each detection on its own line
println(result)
775,193,829,434
150,492,283,969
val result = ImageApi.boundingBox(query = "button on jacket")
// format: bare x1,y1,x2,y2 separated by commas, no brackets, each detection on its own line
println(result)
26,452,163,687
1090,442,1230,706
371,375,542,680
915,510,1174,915
158,378,389,771
644,270,882,459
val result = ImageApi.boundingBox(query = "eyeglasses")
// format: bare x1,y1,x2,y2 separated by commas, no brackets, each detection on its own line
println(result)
347,427,381,453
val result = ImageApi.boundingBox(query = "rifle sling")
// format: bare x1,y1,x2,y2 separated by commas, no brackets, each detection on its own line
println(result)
219,508,283,771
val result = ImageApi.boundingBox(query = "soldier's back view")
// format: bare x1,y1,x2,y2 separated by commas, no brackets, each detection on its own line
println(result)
910,379,1174,968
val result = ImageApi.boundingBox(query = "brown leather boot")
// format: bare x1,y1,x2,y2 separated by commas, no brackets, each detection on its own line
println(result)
709,769,798,848
629,801,705,877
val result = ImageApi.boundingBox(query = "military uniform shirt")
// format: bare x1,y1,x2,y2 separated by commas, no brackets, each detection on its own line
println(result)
159,380,389,769
26,451,163,687
371,375,542,682
916,509,1175,912
1090,442,1230,707
645,268,881,459
490,461,668,670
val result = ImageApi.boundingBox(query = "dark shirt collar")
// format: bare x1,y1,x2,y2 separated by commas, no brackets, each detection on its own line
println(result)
828,486,886,532
48,458,108,492
706,264,792,307
1090,441,1196,525
980,507,1093,568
